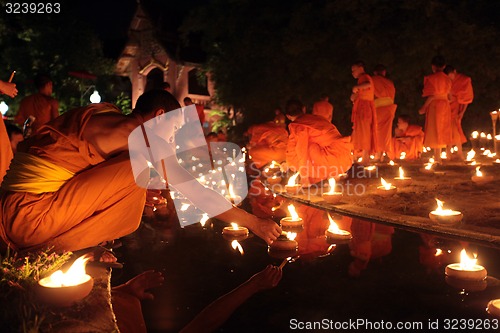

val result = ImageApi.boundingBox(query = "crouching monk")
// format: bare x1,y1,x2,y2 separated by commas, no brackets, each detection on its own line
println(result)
0,90,281,253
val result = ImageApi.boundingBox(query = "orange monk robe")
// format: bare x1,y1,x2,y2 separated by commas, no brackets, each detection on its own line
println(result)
312,100,334,122
0,117,13,182
295,205,330,259
372,75,397,154
0,103,146,253
351,74,378,153
15,93,59,134
450,73,473,144
247,179,286,219
422,72,452,148
286,114,352,185
246,122,288,168
392,124,424,160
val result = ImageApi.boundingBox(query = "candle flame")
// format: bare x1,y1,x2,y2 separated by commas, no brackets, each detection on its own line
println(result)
200,213,209,227
400,151,406,159
287,172,299,186
230,222,239,230
287,204,299,220
41,255,91,287
228,184,237,198
389,160,395,166
480,132,486,138
435,248,443,257
475,166,483,177
440,151,447,159
459,249,478,270
270,160,280,168
466,149,475,162
326,178,337,194
180,203,190,211
380,177,392,190
231,240,244,255
286,232,297,241
495,159,500,163
434,198,457,216
398,167,405,179
487,134,493,140
327,213,341,234
483,149,491,156
472,131,479,139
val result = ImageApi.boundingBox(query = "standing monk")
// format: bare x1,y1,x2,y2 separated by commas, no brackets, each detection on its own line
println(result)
0,90,281,253
444,65,473,160
350,61,377,164
372,64,397,161
418,56,452,161
312,94,334,123
15,74,59,134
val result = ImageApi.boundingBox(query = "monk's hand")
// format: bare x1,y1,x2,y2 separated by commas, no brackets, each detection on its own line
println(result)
250,217,281,245
247,265,283,292
114,270,165,300
0,81,17,98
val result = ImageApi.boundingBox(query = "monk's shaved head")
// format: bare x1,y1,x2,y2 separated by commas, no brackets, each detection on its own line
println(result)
133,90,181,117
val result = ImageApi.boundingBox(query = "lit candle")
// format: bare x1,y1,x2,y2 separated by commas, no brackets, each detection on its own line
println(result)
429,198,462,224
37,255,94,307
470,131,479,150
322,178,343,204
225,184,242,204
420,157,435,174
393,167,412,187
480,132,487,149
376,177,397,197
445,249,487,281
222,222,249,237
363,165,377,178
471,166,493,185
465,149,476,164
263,160,281,177
269,232,298,252
285,172,301,194
280,204,303,229
231,240,244,255
487,299,500,318
325,213,352,241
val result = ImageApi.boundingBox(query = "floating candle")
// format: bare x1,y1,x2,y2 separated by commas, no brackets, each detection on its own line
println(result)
445,249,487,281
471,166,494,185
222,222,249,237
487,299,500,318
285,172,301,194
393,167,412,187
376,177,397,197
280,204,303,229
322,178,343,204
429,198,462,224
269,232,298,252
324,213,352,241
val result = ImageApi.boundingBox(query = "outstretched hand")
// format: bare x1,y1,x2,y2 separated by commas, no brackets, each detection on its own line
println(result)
115,270,165,300
248,265,282,291
250,217,282,245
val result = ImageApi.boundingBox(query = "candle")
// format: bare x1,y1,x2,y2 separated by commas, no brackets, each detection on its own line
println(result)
393,167,412,187
429,198,462,224
269,232,298,252
325,213,352,241
225,184,242,204
37,255,94,306
445,249,487,281
471,166,493,185
487,299,500,318
285,172,301,194
267,175,282,185
420,158,435,174
480,132,487,149
222,222,249,237
280,204,303,229
363,165,377,178
231,240,244,255
263,160,281,177
471,131,479,150
322,178,343,204
465,149,476,164
376,177,397,197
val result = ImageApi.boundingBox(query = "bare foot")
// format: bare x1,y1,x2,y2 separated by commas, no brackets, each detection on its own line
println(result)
88,247,118,263
113,270,164,300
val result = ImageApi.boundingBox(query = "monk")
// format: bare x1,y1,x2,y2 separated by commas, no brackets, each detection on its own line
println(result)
350,61,378,163
312,94,334,122
0,79,18,182
183,97,205,127
273,107,286,128
245,119,289,168
392,114,425,160
418,56,452,161
372,64,397,161
0,90,281,253
285,99,352,187
15,74,59,134
444,65,474,160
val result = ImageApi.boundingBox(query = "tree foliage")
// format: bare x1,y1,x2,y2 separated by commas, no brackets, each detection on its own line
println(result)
182,0,500,135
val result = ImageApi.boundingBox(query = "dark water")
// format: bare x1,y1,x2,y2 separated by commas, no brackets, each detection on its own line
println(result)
112,204,500,333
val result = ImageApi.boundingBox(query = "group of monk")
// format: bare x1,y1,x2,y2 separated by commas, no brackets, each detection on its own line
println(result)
246,56,473,186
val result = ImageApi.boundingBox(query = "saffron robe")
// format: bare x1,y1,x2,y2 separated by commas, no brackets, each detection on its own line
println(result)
392,124,424,160
372,75,397,153
312,100,334,122
286,114,352,185
0,117,13,182
422,72,452,148
246,122,288,168
450,73,473,144
351,74,378,153
15,93,59,134
0,103,146,252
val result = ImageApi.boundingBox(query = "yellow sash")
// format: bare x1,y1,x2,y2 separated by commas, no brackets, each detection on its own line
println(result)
374,97,394,108
1,152,75,194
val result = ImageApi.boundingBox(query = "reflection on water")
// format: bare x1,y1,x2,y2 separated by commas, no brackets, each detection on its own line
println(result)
114,201,500,332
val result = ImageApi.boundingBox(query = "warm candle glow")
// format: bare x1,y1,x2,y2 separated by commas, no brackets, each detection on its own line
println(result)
435,249,443,256
230,222,240,230
380,177,392,190
389,160,395,166
459,249,478,271
287,204,299,220
287,172,299,186
200,213,209,227
398,167,405,179
483,149,492,156
270,160,280,168
365,165,376,171
40,255,91,288
472,131,479,139
286,232,297,241
466,149,475,162
180,203,190,211
327,213,341,234
487,134,493,140
434,198,458,216
399,151,406,160
480,132,486,138
440,151,447,159
231,240,244,255
475,166,483,177
326,178,337,194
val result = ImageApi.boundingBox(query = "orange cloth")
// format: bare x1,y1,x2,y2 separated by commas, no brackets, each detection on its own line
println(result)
15,93,59,134
312,100,334,122
0,103,146,252
286,114,352,185
351,74,378,153
195,104,205,125
247,122,288,168
372,75,397,153
392,124,424,160
450,73,473,144
422,72,452,148
0,117,13,182
295,205,330,259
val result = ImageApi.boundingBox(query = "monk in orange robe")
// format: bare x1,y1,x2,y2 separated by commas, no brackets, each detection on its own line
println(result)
15,74,59,134
444,65,474,160
418,56,452,160
372,64,397,161
350,61,378,163
0,80,17,181
183,97,205,126
284,99,352,186
312,94,334,122
245,121,288,168
0,90,281,253
392,115,424,160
